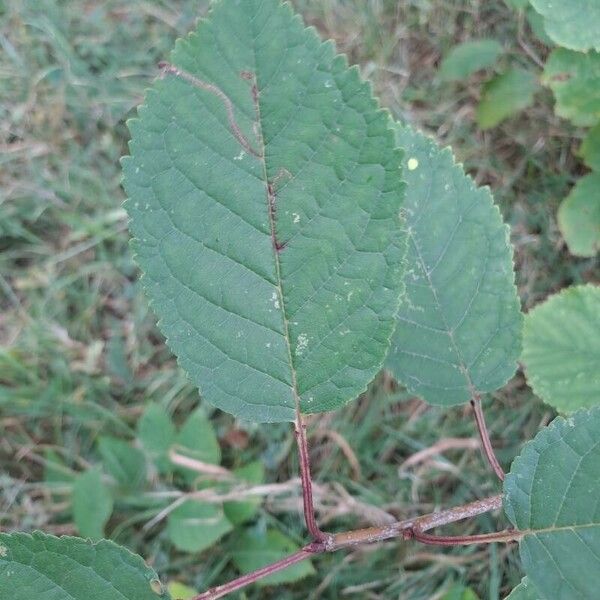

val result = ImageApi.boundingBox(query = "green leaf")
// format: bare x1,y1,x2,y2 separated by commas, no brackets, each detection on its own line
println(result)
442,584,480,600
557,174,600,257
138,404,176,474
439,40,503,82
174,409,220,484
476,68,538,129
525,8,554,46
167,499,233,553
522,285,600,411
504,407,600,600
542,49,600,127
0,532,170,599
72,468,113,539
44,449,75,487
386,126,522,406
224,461,265,525
122,0,405,423
98,436,147,490
529,0,600,52
231,528,315,586
167,582,197,600
505,578,542,600
580,123,600,171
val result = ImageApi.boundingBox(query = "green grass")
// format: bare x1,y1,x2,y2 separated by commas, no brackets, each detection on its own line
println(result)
1,1,598,599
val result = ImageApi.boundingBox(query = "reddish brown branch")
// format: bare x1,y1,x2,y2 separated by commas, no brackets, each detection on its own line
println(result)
471,396,505,481
410,528,521,546
191,495,506,599
158,62,262,158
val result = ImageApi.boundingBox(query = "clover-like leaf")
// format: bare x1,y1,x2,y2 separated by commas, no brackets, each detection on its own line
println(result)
72,468,113,540
542,49,600,127
0,532,170,599
122,0,405,423
522,284,600,411
557,174,600,257
529,0,600,52
504,407,600,600
386,126,522,406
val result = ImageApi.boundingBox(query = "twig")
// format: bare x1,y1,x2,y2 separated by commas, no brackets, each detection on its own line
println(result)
191,494,506,599
409,528,520,546
471,396,505,481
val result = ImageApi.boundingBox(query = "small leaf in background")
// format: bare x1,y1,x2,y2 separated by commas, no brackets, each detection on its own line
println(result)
167,499,232,553
542,49,600,127
44,449,75,487
439,39,503,82
138,404,176,474
72,468,113,539
167,581,197,600
442,584,480,600
174,409,221,484
477,68,538,129
98,436,147,490
529,0,600,52
522,284,600,411
0,532,170,599
232,528,315,586
504,407,600,599
579,123,600,170
386,126,522,406
505,577,541,600
557,174,600,257
224,461,265,525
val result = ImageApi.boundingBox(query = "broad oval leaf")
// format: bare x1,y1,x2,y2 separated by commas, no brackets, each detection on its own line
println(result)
386,126,522,406
557,174,600,258
0,532,170,599
122,0,405,422
529,0,600,52
522,284,600,411
72,468,113,540
505,578,541,600
580,123,600,171
542,49,600,127
504,407,600,600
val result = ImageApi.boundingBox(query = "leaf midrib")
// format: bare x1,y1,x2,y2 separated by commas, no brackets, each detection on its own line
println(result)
249,9,300,416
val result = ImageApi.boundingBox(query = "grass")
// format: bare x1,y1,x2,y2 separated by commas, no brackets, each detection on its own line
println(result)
1,1,598,599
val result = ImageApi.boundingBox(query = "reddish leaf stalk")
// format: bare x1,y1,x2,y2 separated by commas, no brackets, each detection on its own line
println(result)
471,396,505,481
294,413,328,543
409,528,521,546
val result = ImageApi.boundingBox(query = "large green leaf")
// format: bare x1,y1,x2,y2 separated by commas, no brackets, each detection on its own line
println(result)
476,68,538,129
522,285,600,411
122,0,405,422
529,0,600,52
439,40,503,82
0,532,170,599
386,126,522,406
505,578,541,600
557,174,600,257
504,407,600,599
542,49,600,127
580,123,600,171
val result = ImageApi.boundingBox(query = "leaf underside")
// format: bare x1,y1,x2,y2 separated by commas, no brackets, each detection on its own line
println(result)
0,532,169,600
504,407,600,600
122,0,405,422
505,577,541,600
386,125,522,406
522,284,600,412
529,0,600,52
